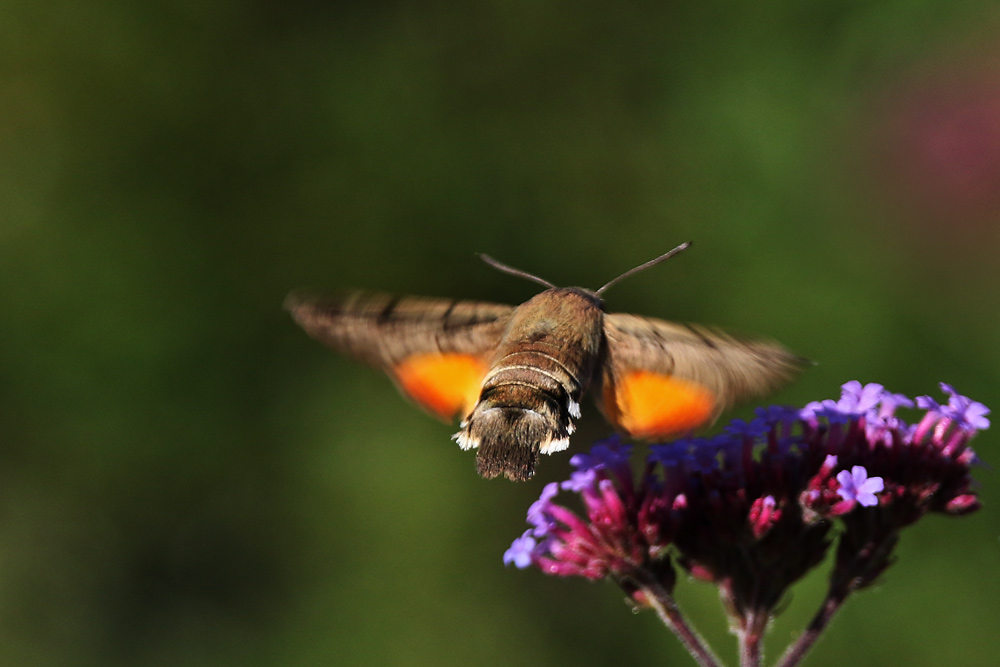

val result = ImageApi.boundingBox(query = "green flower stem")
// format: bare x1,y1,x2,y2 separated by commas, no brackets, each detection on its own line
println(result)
624,569,725,667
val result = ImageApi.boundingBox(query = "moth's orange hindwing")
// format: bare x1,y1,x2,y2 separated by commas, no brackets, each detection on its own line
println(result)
393,353,489,420
602,369,717,439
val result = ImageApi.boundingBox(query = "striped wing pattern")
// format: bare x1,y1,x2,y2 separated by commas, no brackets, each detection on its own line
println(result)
284,291,514,369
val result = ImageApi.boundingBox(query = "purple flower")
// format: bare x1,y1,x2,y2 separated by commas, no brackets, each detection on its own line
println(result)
507,440,657,580
510,380,987,584
568,436,632,471
505,381,989,667
877,391,914,417
526,483,560,531
755,404,802,423
915,384,991,445
649,440,695,468
835,466,884,507
725,417,769,439
562,467,598,493
504,530,537,569
512,382,987,562
800,398,850,423
917,384,990,431
941,383,991,430
802,382,918,429
915,393,944,414
837,381,885,414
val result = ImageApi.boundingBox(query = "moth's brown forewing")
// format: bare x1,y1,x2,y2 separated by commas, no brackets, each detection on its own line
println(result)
285,291,510,420
286,288,803,481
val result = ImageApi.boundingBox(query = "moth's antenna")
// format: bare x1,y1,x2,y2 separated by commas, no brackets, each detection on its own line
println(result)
595,242,691,296
478,254,557,289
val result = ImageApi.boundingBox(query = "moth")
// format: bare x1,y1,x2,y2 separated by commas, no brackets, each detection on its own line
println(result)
285,243,804,481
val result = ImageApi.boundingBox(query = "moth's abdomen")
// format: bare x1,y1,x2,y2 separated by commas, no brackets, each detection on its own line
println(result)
460,402,564,483
458,384,574,482
457,344,595,482
483,348,584,417
452,287,605,481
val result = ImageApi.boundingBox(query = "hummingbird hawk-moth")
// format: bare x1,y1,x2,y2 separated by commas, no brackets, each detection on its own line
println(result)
285,243,803,481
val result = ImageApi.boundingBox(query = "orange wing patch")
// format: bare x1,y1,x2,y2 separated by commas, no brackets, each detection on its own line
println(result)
394,353,488,420
604,370,717,439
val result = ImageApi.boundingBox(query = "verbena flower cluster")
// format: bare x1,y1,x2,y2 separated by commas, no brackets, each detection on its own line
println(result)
504,382,989,667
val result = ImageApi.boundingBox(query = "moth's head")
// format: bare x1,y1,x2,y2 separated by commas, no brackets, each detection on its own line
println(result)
478,242,692,299
558,286,604,309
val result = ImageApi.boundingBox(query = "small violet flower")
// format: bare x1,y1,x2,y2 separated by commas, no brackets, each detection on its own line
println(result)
836,380,885,414
835,466,884,507
503,531,537,569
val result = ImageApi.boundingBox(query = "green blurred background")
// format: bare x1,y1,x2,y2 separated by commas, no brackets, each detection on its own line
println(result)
2,2,999,665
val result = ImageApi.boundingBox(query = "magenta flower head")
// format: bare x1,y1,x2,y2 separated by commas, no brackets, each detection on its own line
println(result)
505,382,989,667
504,436,675,587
